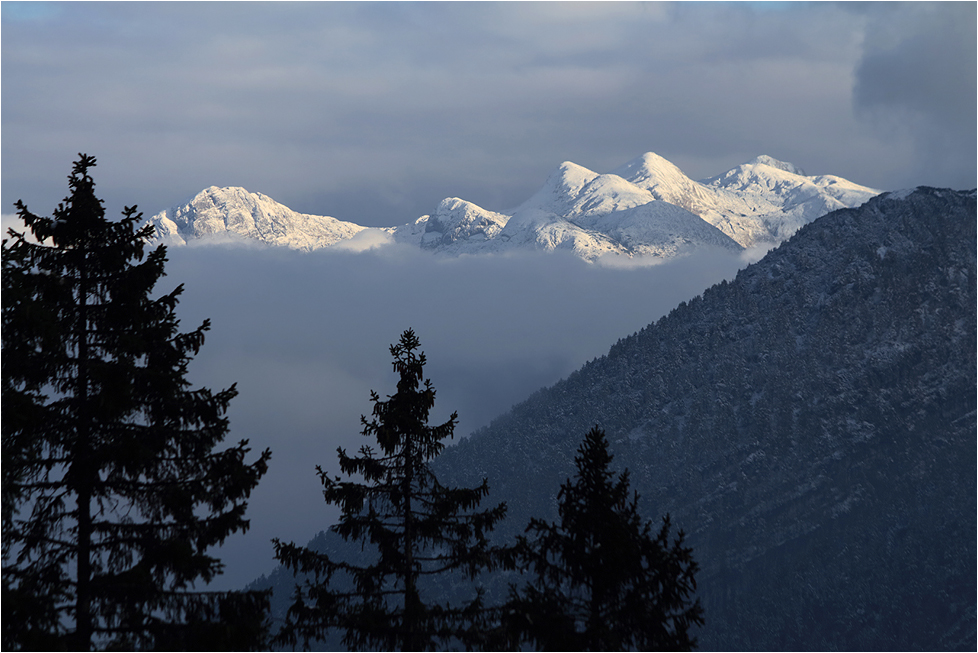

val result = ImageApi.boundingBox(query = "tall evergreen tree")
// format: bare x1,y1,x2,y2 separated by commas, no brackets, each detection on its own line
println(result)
2,155,272,650
505,426,704,651
273,329,508,651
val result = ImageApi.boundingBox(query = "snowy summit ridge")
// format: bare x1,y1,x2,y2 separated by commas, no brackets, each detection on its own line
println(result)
147,153,880,262
151,186,365,251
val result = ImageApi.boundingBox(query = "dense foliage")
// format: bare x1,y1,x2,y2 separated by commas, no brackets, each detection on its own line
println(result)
505,426,703,651
2,156,272,650
272,329,509,651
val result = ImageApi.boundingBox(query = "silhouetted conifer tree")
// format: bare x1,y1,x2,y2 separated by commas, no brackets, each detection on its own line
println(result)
1,155,272,650
504,426,704,651
273,329,508,651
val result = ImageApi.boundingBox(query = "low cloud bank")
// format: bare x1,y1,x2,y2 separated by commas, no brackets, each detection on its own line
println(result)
158,243,752,588
6,231,752,588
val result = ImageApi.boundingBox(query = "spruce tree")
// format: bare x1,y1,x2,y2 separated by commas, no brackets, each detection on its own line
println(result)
272,329,508,651
1,155,272,650
505,426,704,651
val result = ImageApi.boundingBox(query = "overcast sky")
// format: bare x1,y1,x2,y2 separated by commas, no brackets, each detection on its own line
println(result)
3,1,975,591
2,2,975,226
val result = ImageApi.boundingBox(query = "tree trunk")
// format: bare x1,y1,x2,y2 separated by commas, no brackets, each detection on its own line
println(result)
403,430,420,651
74,255,93,650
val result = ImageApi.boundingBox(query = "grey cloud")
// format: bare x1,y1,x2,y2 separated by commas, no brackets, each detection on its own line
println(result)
4,2,972,227
855,3,976,124
853,3,977,189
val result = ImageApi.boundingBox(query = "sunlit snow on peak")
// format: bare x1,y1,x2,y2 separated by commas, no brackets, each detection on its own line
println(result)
147,151,880,260
745,155,806,176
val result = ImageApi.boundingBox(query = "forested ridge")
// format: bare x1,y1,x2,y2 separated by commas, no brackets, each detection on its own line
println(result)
250,188,976,650
432,187,976,650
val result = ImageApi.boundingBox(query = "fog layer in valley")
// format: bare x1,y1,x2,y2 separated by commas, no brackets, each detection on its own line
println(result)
159,241,756,589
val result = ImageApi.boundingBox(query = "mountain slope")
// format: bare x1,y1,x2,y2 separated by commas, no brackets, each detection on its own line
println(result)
417,197,509,252
148,153,879,261
431,187,976,650
250,188,974,650
152,186,366,251
476,160,745,260
700,155,883,245
614,152,880,247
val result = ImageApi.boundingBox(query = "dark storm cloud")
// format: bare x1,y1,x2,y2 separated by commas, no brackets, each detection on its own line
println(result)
153,241,750,588
3,2,974,226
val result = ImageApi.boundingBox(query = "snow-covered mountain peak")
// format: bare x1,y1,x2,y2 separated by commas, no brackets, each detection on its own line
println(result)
187,185,270,209
419,197,509,250
150,185,364,251
513,160,658,221
744,155,805,176
568,173,656,218
554,160,600,187
694,157,880,244
705,158,805,190
514,161,601,214
612,151,691,190
148,150,880,259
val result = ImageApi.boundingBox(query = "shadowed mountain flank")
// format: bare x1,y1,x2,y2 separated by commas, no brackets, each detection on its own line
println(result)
435,187,976,650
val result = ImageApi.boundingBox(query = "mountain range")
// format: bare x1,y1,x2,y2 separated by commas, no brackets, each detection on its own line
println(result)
149,153,879,261
251,187,976,650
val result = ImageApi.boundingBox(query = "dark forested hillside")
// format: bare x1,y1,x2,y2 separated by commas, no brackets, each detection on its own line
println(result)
255,188,975,650
435,187,976,651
